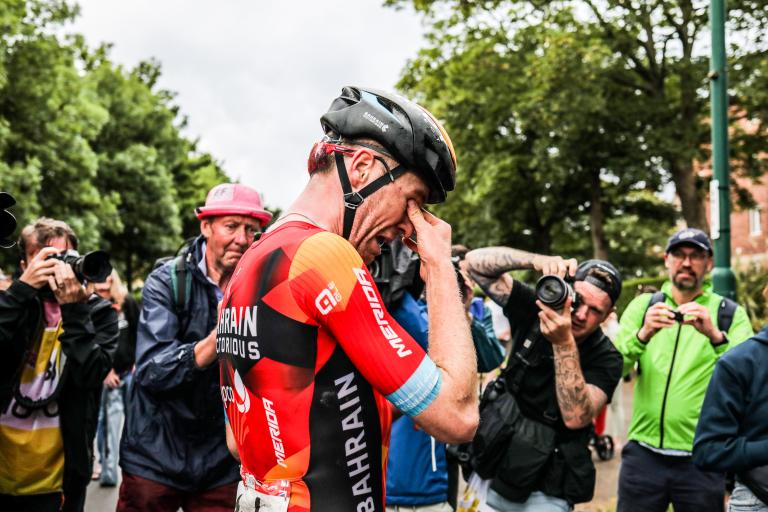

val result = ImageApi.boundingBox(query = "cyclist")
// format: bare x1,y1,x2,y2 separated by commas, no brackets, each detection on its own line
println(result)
217,86,479,512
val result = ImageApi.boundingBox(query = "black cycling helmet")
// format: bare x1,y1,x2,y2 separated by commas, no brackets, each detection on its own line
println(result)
319,86,457,239
321,86,457,203
574,259,623,306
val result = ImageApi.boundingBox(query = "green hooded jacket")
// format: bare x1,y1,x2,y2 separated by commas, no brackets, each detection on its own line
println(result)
615,281,753,452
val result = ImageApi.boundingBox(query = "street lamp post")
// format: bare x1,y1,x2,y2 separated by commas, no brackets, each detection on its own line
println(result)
709,0,736,299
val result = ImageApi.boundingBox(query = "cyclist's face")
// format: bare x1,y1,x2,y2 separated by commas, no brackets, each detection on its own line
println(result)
353,170,429,265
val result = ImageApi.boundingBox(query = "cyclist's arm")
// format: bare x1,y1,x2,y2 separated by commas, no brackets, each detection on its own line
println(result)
291,232,477,444
411,257,479,443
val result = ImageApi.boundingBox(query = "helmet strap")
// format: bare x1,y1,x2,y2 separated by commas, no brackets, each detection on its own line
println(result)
334,152,406,239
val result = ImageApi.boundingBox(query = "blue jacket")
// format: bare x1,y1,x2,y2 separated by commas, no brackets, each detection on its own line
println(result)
386,293,449,506
693,326,768,473
120,236,239,491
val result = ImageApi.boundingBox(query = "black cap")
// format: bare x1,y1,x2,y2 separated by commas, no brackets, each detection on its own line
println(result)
665,228,712,255
574,259,623,306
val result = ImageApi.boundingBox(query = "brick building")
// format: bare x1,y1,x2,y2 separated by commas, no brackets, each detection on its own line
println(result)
704,174,767,268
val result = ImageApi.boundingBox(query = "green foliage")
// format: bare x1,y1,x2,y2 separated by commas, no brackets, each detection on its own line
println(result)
735,263,768,332
396,5,677,278
615,275,667,318
0,0,261,288
390,0,768,248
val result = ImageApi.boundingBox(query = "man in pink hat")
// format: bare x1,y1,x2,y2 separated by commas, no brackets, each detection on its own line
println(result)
118,184,271,512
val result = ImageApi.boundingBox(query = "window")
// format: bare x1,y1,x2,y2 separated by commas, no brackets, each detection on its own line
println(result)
749,208,762,236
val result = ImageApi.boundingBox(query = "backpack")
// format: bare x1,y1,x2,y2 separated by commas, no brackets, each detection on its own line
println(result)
643,291,738,333
152,243,194,334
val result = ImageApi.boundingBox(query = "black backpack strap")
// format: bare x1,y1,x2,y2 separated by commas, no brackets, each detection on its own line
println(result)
642,291,667,325
717,297,738,334
169,253,193,336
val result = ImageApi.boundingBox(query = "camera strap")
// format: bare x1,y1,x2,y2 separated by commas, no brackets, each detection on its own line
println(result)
502,323,542,396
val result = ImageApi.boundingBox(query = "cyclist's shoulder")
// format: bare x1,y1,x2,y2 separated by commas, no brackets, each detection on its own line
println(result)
292,229,362,269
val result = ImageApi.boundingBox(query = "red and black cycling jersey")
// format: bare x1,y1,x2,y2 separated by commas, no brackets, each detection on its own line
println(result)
217,221,441,512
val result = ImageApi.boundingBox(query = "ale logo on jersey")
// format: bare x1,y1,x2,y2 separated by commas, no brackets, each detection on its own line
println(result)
315,281,342,315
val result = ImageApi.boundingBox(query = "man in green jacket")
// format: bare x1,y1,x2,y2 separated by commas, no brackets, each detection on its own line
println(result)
614,227,753,512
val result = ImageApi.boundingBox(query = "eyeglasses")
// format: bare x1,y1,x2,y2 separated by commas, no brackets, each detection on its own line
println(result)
669,249,708,263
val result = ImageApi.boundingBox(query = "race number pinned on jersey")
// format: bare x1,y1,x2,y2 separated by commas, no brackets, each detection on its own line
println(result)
235,478,291,512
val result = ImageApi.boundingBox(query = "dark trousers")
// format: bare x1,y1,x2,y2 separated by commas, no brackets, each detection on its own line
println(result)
0,492,62,512
117,472,238,512
617,441,725,512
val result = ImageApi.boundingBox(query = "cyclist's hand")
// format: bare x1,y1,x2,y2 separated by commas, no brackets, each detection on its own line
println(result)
405,200,452,279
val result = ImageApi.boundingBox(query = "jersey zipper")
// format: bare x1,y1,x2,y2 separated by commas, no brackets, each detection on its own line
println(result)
658,322,683,448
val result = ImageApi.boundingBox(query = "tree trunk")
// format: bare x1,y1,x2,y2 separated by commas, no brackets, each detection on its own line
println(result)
671,158,709,230
588,171,610,260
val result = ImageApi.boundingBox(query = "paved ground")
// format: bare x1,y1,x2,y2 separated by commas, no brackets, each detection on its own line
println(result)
85,477,120,511
574,379,634,512
84,383,634,512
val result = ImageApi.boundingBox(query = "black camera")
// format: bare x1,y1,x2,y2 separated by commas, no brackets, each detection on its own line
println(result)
370,239,424,309
0,192,17,249
535,275,581,311
46,250,112,283
672,310,685,322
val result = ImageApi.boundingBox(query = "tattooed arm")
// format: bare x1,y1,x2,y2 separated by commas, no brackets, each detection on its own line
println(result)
552,341,608,429
538,295,608,429
464,247,577,308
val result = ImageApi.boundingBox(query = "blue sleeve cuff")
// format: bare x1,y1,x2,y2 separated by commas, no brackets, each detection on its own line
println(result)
387,356,442,417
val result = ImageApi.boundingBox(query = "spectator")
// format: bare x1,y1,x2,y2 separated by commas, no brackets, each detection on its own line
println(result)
118,183,272,512
93,270,140,487
463,248,624,511
693,311,768,510
0,218,118,511
386,243,504,512
614,227,753,512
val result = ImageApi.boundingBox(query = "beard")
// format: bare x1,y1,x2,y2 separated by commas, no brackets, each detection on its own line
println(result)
673,271,701,291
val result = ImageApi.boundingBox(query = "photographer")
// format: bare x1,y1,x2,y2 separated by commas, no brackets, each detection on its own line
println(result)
463,247,623,511
614,228,753,512
0,218,118,512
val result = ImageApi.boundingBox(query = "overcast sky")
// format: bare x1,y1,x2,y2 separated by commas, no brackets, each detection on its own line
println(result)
68,0,427,209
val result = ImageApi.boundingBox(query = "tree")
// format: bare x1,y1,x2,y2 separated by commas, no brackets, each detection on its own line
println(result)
387,0,768,233
0,1,236,284
391,5,673,273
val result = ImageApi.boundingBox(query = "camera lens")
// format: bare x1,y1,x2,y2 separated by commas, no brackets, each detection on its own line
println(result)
536,275,567,307
535,275,576,311
78,251,113,283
